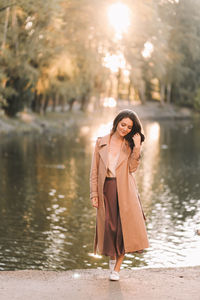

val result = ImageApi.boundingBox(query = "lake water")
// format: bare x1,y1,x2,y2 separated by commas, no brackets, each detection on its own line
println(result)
0,118,200,270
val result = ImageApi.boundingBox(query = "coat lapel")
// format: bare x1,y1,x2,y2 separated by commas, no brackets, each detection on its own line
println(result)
98,134,131,170
98,134,110,168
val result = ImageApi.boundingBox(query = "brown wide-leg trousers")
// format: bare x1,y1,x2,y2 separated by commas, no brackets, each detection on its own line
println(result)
102,177,125,257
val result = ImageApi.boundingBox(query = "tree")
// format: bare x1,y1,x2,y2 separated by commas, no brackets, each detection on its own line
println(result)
0,0,62,115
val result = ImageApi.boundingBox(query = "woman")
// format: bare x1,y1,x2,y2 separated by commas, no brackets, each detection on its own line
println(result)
90,109,149,281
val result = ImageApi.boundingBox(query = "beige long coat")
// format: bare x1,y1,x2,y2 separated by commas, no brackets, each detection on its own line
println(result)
90,134,149,254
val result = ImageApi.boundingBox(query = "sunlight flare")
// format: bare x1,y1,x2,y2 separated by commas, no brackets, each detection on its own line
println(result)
103,53,126,72
142,41,154,58
107,3,131,39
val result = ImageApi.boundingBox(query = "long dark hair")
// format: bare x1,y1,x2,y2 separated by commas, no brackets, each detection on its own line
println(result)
111,109,145,150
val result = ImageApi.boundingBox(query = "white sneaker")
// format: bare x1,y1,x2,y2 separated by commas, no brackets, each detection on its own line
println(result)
109,259,116,272
109,270,120,281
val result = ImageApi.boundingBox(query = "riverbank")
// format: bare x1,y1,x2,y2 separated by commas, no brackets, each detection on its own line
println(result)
0,266,199,300
0,101,197,135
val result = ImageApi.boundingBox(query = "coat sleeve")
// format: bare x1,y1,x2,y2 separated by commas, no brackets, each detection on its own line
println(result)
128,146,141,173
90,138,100,199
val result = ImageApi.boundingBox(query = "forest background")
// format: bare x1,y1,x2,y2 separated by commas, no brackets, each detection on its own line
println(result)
1,0,200,117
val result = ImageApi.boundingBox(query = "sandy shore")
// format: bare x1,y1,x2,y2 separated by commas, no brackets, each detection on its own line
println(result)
0,266,199,300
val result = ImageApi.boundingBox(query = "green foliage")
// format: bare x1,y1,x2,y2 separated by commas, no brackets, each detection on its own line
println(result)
124,0,200,108
1,0,200,116
0,0,63,115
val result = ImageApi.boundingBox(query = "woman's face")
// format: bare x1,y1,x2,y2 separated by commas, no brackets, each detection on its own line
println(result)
116,117,133,137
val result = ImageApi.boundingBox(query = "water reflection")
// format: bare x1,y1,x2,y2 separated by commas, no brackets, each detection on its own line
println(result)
0,119,200,270
141,120,200,267
138,122,161,209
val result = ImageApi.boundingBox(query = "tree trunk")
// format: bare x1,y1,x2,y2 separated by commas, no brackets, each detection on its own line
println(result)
117,68,121,100
127,78,132,104
51,94,55,112
31,91,37,112
166,83,171,104
80,94,88,111
68,97,76,111
59,95,65,112
11,4,18,55
52,93,59,112
94,95,101,111
43,95,49,114
139,81,146,104
2,7,10,50
36,94,43,114
108,78,113,98
160,82,165,106
61,97,65,112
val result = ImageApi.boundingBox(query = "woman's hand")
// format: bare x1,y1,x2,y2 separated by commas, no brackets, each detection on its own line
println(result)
92,197,99,208
132,133,141,148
